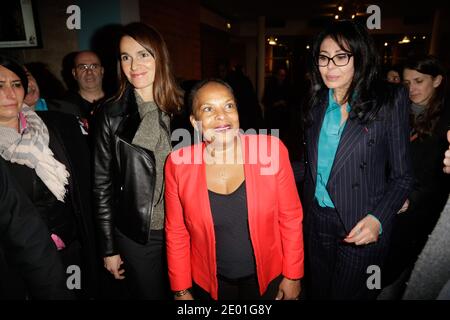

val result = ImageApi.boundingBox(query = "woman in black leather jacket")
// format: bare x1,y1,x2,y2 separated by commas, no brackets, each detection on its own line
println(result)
93,22,183,299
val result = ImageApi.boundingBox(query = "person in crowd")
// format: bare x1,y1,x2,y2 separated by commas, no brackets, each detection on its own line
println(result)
301,20,413,300
226,65,263,130
385,65,402,84
402,130,450,300
23,65,48,111
0,55,98,299
263,68,291,134
62,51,106,131
0,157,73,300
383,55,450,293
165,78,304,300
23,66,86,133
23,62,66,102
93,22,183,299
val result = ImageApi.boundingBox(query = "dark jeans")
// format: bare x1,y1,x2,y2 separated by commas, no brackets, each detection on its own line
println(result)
193,274,283,300
115,228,171,300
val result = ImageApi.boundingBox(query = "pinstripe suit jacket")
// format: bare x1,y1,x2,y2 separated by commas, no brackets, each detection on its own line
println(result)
303,86,414,233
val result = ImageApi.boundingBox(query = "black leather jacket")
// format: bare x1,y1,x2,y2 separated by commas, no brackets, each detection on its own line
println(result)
93,87,157,256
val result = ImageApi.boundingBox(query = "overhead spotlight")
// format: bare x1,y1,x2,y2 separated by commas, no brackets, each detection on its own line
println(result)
351,14,355,19
306,45,310,49
398,36,411,44
338,6,343,11
226,23,231,30
422,36,426,39
335,15,339,20
268,36,277,45
384,42,388,47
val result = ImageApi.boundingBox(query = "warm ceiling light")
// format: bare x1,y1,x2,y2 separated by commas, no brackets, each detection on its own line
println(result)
384,42,388,46
351,14,355,19
335,15,339,20
306,45,310,49
226,23,231,29
422,36,426,39
338,6,343,11
268,36,277,45
398,36,411,44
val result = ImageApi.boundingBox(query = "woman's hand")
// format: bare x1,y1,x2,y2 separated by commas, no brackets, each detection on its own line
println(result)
397,199,409,214
103,254,125,280
344,215,380,245
275,277,301,300
174,291,194,300
444,130,450,174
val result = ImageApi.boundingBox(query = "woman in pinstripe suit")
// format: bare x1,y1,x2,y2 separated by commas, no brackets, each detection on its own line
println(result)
302,20,414,299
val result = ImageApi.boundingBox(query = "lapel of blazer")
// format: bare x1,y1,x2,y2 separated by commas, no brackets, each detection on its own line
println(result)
116,87,140,144
327,115,364,184
241,135,256,224
308,102,327,186
198,143,217,234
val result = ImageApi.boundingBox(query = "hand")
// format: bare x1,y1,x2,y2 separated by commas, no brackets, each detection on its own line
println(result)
174,291,194,300
344,215,380,245
103,254,125,280
444,130,450,174
397,199,409,214
275,277,301,300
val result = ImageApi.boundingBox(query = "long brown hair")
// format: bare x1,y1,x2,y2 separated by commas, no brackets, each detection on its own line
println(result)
115,22,183,114
405,55,447,137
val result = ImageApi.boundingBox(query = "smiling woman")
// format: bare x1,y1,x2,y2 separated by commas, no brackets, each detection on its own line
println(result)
93,22,183,299
165,78,304,301
0,65,25,130
302,20,414,300
0,55,98,299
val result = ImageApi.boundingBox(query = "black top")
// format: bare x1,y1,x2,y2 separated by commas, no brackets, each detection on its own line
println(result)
208,181,256,279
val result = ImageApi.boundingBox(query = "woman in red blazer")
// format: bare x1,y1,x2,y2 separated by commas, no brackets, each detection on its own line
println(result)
165,79,304,300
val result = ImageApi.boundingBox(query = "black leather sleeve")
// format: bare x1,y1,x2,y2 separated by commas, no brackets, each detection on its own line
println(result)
93,108,117,256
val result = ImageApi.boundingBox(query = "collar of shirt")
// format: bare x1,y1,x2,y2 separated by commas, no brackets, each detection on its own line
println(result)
327,89,351,114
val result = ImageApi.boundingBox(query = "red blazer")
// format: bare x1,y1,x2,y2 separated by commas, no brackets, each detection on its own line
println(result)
165,134,304,300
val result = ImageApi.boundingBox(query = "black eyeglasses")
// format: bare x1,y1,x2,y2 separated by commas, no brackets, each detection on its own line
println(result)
316,53,353,67
76,63,100,71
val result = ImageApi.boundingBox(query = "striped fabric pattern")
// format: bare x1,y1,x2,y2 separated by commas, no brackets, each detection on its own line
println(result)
0,105,69,201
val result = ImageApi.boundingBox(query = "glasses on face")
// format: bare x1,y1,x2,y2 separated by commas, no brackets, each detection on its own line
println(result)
76,64,100,71
316,53,353,67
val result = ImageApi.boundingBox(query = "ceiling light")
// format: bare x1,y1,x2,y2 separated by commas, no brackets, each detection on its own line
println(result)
338,6,343,11
335,15,339,20
398,36,411,44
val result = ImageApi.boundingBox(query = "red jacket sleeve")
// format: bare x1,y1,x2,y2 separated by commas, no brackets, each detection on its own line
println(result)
276,139,304,279
165,153,192,291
